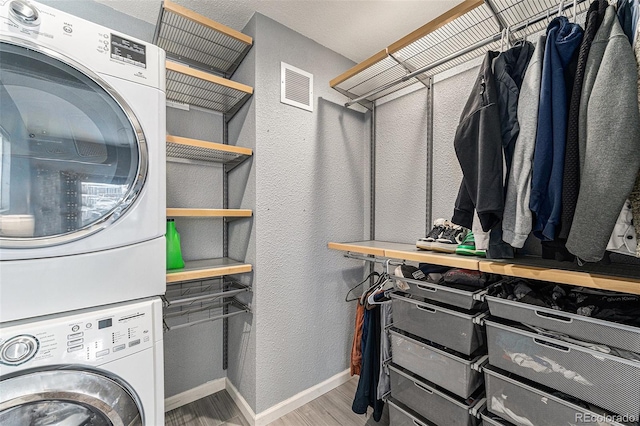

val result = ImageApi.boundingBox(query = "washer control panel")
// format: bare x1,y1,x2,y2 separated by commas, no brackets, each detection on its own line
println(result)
0,298,158,373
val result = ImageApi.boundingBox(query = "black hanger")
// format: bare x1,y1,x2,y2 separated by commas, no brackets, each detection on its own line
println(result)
345,271,380,302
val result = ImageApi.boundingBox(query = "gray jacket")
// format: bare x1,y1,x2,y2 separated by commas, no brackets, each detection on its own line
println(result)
502,36,546,248
566,6,640,262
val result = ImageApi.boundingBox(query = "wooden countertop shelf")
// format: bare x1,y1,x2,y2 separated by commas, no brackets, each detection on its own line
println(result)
328,240,640,295
166,135,252,168
154,0,252,76
165,61,253,119
167,208,252,219
166,258,252,284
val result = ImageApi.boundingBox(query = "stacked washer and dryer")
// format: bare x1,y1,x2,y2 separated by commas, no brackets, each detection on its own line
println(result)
0,0,166,424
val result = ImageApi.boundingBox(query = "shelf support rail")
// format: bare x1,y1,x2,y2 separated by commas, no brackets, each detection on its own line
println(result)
344,0,587,107
163,299,251,332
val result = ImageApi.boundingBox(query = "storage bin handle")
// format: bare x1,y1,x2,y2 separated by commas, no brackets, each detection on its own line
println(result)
535,310,574,323
471,355,489,372
470,397,487,418
473,311,489,325
533,338,571,352
416,283,437,293
416,305,437,313
414,381,434,394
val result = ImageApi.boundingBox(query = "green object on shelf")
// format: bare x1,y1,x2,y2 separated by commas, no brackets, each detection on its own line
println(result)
166,219,185,270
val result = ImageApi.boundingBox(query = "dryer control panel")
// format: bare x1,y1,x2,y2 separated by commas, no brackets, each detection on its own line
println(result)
0,297,161,374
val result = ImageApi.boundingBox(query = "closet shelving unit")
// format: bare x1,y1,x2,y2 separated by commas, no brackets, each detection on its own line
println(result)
154,1,254,356
329,0,640,297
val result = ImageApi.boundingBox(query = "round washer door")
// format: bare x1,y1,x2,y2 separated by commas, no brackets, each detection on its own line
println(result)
0,37,148,248
0,368,143,425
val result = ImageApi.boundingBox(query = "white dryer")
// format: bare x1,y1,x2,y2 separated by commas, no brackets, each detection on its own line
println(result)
0,0,166,321
0,297,164,425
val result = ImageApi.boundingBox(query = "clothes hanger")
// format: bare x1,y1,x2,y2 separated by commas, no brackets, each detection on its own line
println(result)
572,0,578,23
558,0,566,17
360,271,387,305
345,271,379,302
366,275,393,306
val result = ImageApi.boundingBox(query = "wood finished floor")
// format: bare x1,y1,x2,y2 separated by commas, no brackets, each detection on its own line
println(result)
165,376,390,426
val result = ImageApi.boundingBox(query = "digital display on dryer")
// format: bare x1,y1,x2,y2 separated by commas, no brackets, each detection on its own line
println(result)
98,318,112,329
110,34,146,68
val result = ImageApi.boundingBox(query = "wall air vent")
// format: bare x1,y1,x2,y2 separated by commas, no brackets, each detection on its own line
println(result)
281,62,313,112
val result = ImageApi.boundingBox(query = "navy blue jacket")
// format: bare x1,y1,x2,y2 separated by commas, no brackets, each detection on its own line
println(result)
352,307,384,421
530,17,583,241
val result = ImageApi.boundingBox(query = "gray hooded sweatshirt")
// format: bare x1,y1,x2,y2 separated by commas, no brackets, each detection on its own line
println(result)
502,36,546,248
566,7,640,262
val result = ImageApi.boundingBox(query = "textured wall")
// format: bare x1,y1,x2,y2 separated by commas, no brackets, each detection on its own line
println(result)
375,88,430,242
431,67,479,223
252,13,367,414
227,15,258,411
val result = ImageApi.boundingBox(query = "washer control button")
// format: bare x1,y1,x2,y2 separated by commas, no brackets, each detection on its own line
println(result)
0,335,39,366
85,323,93,329
113,344,126,352
67,332,83,340
67,339,83,346
96,349,109,357
128,339,140,347
67,345,83,353
71,325,80,332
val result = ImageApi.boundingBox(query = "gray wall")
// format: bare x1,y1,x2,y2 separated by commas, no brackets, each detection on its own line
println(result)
39,0,228,398
244,13,368,414
375,88,430,242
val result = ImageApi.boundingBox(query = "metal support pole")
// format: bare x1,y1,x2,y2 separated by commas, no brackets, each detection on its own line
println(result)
425,76,434,236
369,104,376,283
223,116,229,371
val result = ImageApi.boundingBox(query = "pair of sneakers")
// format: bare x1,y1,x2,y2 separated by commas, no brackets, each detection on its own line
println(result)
422,218,468,245
455,232,486,257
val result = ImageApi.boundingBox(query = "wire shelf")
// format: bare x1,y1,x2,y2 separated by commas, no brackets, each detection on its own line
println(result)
165,60,253,119
154,0,252,76
166,135,252,169
163,298,251,331
331,0,589,106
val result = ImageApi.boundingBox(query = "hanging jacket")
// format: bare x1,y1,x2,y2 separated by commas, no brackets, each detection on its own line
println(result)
566,6,640,262
530,17,583,242
352,307,384,421
487,42,535,259
617,0,639,44
452,51,503,232
560,0,608,240
503,36,546,248
350,302,365,376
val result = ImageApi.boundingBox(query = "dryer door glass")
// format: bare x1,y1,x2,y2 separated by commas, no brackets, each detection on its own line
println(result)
0,41,147,247
0,368,143,425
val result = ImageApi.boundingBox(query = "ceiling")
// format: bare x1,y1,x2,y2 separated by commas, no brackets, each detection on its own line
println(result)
93,0,466,63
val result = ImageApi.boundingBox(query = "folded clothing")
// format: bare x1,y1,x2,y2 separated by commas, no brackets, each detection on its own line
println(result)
489,278,640,327
443,268,501,290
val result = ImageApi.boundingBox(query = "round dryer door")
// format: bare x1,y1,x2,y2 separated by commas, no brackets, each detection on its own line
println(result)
0,38,147,248
0,367,143,425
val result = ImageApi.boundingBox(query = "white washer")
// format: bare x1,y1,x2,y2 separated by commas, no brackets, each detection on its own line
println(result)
0,0,166,321
0,297,164,425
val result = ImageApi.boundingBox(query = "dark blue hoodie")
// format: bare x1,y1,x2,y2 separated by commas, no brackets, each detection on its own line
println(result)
530,17,583,241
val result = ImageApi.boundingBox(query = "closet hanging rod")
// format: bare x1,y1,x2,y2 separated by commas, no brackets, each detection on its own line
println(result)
344,0,587,107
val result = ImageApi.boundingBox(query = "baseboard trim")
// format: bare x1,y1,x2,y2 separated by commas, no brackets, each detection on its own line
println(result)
164,378,226,412
254,369,351,426
226,378,257,426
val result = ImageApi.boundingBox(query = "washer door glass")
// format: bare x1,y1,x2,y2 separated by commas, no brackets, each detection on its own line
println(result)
0,368,143,425
0,40,147,247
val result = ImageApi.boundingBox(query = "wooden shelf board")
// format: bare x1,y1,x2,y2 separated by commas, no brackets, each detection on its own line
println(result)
385,248,480,270
167,258,252,284
167,208,252,218
328,240,391,257
167,135,252,156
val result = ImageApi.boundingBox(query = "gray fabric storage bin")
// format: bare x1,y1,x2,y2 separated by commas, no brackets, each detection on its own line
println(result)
481,411,515,426
390,364,483,426
484,365,634,426
391,292,486,355
390,328,486,399
486,319,640,418
393,275,487,310
388,397,436,426
486,295,640,353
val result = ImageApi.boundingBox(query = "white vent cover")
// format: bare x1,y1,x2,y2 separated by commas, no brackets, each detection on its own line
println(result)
281,62,313,112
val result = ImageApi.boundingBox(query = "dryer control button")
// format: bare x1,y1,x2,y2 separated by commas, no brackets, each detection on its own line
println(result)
0,335,39,365
113,344,126,352
67,339,83,346
128,339,140,347
71,325,80,332
96,349,109,357
67,345,83,353
68,332,83,339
